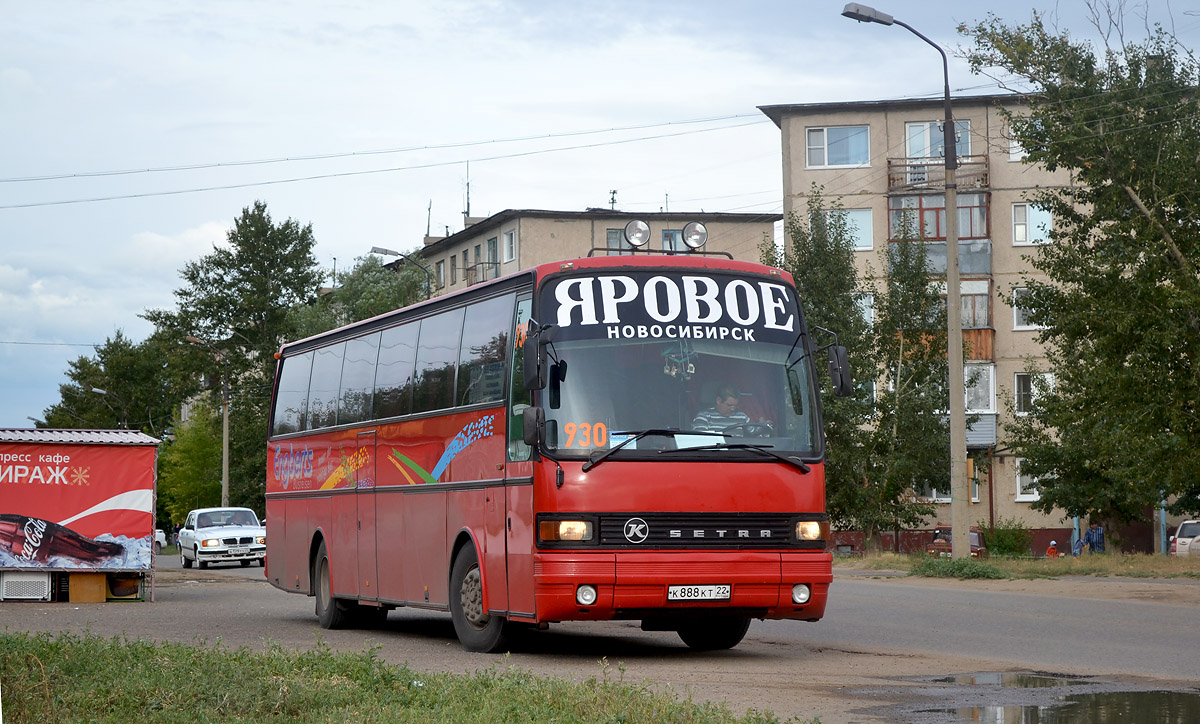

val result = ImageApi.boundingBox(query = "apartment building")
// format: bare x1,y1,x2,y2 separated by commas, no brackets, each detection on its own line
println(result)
415,209,781,296
759,94,1077,546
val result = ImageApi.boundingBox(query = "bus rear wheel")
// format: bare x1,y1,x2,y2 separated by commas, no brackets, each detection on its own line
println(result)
449,546,509,653
677,616,751,651
314,540,349,629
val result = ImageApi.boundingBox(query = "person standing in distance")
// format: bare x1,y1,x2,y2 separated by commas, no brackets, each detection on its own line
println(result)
1083,521,1105,554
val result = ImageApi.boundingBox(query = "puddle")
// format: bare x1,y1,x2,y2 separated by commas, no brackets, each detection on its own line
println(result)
929,672,1087,688
937,690,1200,723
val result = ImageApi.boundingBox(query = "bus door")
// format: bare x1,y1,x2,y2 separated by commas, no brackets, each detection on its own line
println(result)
504,294,536,617
356,430,379,601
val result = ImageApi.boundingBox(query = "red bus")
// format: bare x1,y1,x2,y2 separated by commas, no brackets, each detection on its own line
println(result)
265,243,849,652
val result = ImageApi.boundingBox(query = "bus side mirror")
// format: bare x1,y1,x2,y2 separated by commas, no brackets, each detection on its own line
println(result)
828,345,852,397
522,405,545,447
523,322,558,390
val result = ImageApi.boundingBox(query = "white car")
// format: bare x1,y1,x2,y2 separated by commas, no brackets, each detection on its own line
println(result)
154,529,167,555
1169,520,1199,557
178,507,266,569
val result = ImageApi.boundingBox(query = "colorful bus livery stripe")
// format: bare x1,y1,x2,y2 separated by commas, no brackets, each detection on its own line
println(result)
382,414,498,485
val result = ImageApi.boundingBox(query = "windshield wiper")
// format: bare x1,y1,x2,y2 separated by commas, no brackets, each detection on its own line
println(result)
581,428,722,472
658,442,812,473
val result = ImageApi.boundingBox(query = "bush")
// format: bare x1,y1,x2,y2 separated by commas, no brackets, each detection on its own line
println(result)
910,557,1008,579
981,516,1033,557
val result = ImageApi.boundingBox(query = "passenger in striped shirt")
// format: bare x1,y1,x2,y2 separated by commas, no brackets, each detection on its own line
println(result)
691,383,751,433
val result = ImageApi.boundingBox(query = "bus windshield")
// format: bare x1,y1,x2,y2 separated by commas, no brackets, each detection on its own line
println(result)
536,269,821,460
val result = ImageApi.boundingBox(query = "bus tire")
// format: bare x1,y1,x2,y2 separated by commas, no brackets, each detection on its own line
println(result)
314,540,349,630
677,616,751,651
449,546,508,653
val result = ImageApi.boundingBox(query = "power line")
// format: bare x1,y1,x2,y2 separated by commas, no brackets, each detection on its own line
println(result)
0,120,770,210
0,340,100,348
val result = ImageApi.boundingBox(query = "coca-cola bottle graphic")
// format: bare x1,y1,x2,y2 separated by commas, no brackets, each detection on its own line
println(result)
0,514,125,563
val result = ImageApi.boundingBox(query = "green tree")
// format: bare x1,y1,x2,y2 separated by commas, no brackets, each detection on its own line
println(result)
144,201,323,512
158,399,221,524
963,10,1200,521
763,188,945,547
41,329,192,436
289,253,427,338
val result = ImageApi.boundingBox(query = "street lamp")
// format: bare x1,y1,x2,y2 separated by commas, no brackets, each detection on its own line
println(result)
186,336,231,508
90,387,130,429
370,246,434,299
842,3,970,559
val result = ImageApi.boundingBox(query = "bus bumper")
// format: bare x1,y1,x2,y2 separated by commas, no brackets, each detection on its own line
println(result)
532,550,832,623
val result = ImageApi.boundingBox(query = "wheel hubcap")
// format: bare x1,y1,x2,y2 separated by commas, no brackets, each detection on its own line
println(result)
460,564,488,629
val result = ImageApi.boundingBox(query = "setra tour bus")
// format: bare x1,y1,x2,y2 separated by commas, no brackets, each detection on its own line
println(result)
265,227,850,652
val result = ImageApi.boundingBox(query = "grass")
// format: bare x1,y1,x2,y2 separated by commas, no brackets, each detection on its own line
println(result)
837,551,1200,580
0,632,814,724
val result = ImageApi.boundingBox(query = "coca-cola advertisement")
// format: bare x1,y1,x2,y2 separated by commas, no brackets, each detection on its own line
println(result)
0,434,158,571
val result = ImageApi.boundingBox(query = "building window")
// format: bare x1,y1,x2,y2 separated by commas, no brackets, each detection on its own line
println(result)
462,250,469,275
965,363,995,414
906,120,971,159
1013,202,1052,245
662,229,685,252
961,279,990,330
1014,372,1054,415
835,208,873,250
854,292,874,327
1015,458,1040,502
450,254,457,285
806,125,870,168
503,230,515,263
1008,137,1027,162
487,237,498,279
435,260,445,289
888,193,987,240
606,228,634,255
1012,287,1042,330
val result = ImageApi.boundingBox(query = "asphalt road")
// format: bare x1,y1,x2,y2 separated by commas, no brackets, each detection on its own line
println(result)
2,558,1197,722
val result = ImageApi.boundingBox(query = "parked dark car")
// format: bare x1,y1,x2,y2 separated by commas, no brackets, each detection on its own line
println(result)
926,527,988,558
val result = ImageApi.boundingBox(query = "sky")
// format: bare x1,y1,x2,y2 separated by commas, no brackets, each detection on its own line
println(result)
3,0,1198,429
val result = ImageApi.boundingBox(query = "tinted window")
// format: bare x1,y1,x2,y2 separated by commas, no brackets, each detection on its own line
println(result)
338,333,380,425
413,307,464,413
307,342,345,429
272,351,313,435
374,322,419,419
457,294,514,406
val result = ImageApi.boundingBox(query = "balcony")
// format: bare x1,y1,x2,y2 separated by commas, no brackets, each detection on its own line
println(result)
887,154,989,193
465,262,499,286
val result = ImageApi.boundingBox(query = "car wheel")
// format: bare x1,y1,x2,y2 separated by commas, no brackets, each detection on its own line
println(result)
197,548,208,570
677,616,751,651
314,540,348,629
181,548,192,569
449,545,508,652
258,558,266,567
240,560,251,567
154,542,162,556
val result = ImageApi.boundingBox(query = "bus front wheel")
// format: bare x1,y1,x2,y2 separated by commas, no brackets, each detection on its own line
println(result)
314,540,349,629
677,616,751,651
449,546,509,653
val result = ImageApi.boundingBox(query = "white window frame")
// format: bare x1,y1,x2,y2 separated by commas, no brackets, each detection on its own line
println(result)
1012,202,1052,246
854,292,874,327
805,125,870,169
1014,371,1054,416
1015,458,1041,502
435,259,445,289
905,120,971,159
502,230,516,263
838,208,873,250
1008,137,1027,162
1012,287,1043,330
662,229,685,252
965,363,995,414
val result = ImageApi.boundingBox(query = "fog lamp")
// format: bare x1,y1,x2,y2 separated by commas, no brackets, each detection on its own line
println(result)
682,221,708,249
624,219,651,247
576,584,598,606
792,584,811,604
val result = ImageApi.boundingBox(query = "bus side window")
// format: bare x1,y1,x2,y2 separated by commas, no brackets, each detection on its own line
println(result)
272,351,314,435
509,297,533,462
458,294,515,406
413,308,465,413
374,322,419,420
307,342,345,430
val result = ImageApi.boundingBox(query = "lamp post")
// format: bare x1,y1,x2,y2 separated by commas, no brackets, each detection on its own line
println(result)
842,3,970,559
370,246,434,299
90,387,130,429
186,336,231,507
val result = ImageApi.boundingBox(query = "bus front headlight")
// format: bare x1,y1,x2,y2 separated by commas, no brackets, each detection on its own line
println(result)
795,520,829,541
539,520,594,542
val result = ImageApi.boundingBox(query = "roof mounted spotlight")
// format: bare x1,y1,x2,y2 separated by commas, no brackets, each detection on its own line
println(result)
682,221,708,249
624,219,651,247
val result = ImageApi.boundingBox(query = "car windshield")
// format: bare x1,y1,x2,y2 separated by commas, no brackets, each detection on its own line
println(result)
535,270,821,460
199,509,260,528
